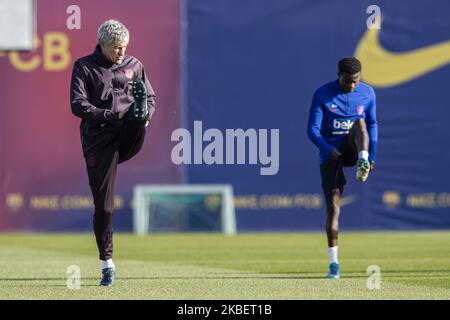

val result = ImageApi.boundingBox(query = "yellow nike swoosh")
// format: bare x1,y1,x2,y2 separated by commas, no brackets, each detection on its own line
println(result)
355,28,450,88
340,194,357,207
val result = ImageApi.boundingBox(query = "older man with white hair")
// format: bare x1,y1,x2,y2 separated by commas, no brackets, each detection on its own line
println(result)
70,19,156,286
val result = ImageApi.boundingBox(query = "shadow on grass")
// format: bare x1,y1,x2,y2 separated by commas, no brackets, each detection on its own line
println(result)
0,275,354,281
274,269,450,278
1,269,448,283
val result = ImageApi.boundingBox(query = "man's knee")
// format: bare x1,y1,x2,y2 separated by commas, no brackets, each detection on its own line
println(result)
324,188,341,212
324,187,341,201
89,188,115,214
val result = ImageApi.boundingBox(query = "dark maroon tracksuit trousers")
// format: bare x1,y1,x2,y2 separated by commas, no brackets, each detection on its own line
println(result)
70,44,156,262
85,113,146,261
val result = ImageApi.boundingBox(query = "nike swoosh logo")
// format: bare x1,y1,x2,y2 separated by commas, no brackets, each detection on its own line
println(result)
355,28,450,88
340,194,357,207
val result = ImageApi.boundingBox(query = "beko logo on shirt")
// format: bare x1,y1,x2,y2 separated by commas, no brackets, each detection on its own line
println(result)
333,119,354,130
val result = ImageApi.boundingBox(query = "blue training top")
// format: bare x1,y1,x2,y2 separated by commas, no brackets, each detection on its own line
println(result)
307,80,378,164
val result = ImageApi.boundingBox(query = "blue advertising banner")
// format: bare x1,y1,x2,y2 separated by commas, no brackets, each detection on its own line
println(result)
183,0,450,230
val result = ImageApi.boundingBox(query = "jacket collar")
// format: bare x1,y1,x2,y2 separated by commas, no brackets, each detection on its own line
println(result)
93,44,114,68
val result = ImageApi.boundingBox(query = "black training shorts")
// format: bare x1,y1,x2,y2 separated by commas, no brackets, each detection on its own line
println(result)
320,135,358,191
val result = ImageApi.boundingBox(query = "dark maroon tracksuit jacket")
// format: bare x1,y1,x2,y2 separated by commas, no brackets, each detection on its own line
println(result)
70,45,156,261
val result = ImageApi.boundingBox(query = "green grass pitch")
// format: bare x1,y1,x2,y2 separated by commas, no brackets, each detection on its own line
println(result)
0,231,449,299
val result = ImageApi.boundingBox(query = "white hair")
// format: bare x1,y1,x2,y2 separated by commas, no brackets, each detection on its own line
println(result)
97,19,129,46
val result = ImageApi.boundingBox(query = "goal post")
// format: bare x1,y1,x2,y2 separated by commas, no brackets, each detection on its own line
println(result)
133,184,236,235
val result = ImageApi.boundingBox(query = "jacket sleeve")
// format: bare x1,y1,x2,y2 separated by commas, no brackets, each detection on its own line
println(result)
142,66,156,121
70,61,118,122
366,88,378,162
307,91,335,156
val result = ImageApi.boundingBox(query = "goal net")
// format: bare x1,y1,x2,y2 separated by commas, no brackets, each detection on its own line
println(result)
133,184,236,235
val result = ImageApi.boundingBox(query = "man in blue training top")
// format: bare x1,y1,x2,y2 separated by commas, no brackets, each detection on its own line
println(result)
307,57,378,279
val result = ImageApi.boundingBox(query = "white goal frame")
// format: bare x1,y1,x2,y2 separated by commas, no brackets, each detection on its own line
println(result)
133,184,236,236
